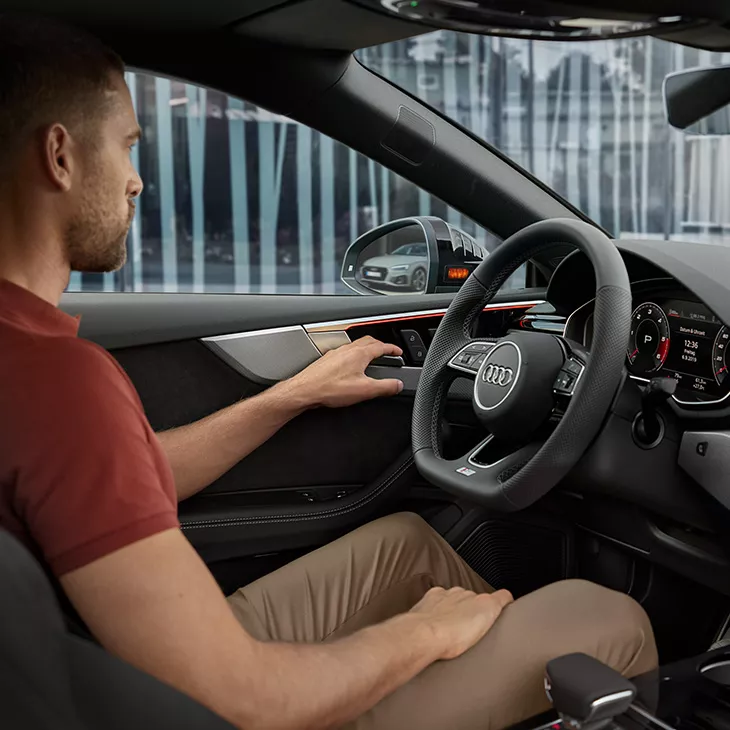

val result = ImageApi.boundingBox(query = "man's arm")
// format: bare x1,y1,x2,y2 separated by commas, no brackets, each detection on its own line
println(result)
61,529,512,730
158,336,404,501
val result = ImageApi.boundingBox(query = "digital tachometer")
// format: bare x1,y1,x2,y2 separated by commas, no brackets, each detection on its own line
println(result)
627,302,671,376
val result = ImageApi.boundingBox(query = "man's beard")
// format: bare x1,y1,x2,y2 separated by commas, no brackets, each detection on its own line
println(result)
65,196,135,274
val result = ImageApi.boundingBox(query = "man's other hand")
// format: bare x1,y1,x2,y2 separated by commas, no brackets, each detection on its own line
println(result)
287,336,405,409
410,586,514,660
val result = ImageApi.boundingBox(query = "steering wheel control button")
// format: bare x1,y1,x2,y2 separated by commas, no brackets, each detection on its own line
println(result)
563,358,584,376
448,342,495,375
401,329,427,365
553,358,585,396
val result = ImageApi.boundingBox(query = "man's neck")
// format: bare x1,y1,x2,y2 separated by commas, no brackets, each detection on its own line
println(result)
1,264,70,307
0,213,70,307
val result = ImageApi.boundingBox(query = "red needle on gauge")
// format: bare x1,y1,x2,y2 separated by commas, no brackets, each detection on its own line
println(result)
717,366,728,376
630,349,638,359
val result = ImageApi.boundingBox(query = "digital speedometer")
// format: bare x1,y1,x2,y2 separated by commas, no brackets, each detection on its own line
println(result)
627,302,671,376
714,326,729,386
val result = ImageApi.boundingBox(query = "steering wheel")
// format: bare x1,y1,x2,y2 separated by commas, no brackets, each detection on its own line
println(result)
412,218,631,511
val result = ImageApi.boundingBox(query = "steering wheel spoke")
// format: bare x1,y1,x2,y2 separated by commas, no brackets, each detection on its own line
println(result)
447,339,498,377
463,435,542,479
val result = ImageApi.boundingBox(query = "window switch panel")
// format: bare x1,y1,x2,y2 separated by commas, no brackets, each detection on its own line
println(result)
401,329,427,365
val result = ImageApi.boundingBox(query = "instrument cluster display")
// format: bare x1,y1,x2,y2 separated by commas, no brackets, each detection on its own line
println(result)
626,298,729,403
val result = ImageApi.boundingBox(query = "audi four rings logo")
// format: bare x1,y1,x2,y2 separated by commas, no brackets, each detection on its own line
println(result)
482,364,514,386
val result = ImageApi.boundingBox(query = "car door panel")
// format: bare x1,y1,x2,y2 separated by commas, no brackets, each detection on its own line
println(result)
180,452,416,562
62,291,459,349
62,290,542,562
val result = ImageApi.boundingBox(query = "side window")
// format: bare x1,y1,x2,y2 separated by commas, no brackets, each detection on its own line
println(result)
67,72,514,295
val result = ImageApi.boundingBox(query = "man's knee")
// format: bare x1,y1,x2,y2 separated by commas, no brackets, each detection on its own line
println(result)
535,579,657,677
372,511,437,546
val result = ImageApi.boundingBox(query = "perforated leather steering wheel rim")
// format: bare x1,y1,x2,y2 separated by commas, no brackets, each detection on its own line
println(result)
411,218,632,511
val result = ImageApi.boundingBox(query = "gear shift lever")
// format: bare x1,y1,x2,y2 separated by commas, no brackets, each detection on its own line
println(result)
633,377,677,447
545,654,636,730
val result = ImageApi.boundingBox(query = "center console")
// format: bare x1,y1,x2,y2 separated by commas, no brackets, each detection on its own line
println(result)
629,646,730,730
514,648,730,730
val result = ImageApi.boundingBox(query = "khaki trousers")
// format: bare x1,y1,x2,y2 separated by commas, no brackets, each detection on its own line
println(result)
227,512,657,730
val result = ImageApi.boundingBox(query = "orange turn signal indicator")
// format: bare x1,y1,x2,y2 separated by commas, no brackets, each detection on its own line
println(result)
445,266,470,281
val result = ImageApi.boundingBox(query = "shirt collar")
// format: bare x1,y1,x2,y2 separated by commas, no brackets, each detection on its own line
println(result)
0,279,80,337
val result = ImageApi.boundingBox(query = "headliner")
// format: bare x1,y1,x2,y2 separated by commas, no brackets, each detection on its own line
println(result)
2,0,730,52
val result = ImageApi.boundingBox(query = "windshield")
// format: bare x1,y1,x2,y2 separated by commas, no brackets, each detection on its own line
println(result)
362,34,730,246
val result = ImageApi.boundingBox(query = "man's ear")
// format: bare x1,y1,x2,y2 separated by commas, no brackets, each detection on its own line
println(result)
42,123,75,192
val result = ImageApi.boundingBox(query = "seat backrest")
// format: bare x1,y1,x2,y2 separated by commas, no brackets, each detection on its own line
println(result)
0,529,235,730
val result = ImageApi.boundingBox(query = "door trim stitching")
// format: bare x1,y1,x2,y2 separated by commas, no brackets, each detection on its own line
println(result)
180,455,414,530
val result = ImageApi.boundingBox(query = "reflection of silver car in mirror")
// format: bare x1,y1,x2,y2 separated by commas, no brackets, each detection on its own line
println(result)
358,242,429,292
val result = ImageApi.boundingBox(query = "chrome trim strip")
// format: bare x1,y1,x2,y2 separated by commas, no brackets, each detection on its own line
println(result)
304,300,544,333
467,435,502,469
306,307,447,330
466,435,524,470
591,690,634,709
202,324,303,342
701,659,730,673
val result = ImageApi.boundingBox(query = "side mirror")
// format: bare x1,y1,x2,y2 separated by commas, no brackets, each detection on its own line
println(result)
340,216,487,296
664,65,730,135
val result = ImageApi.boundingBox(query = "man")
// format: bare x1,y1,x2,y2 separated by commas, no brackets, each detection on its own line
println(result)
0,14,657,730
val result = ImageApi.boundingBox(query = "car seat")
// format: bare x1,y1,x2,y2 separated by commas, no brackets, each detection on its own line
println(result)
0,528,235,730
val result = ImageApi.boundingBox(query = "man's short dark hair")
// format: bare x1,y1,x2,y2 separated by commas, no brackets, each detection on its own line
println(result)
0,14,125,160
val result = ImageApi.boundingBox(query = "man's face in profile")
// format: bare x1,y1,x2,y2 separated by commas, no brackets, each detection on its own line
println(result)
64,73,143,274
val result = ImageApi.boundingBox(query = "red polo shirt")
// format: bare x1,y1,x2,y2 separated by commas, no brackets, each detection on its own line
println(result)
0,279,179,576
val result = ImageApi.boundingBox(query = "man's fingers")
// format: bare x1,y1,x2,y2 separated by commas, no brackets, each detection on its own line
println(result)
356,337,403,359
489,589,514,609
368,377,404,398
380,342,404,357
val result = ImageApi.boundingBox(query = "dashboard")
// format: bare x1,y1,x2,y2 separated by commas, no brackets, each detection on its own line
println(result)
566,284,730,406
529,241,730,593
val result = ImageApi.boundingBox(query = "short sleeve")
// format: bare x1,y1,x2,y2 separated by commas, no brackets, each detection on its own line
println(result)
8,338,179,576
